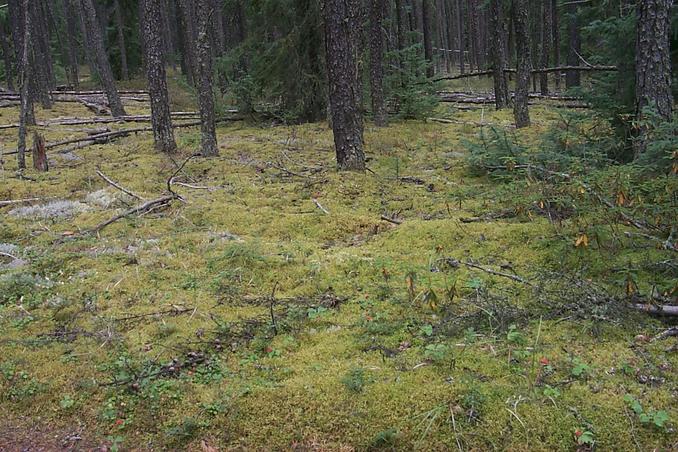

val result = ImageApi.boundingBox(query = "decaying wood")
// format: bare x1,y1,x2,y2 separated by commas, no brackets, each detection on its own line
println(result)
631,304,678,316
433,65,617,82
312,198,330,215
32,132,48,172
380,215,403,225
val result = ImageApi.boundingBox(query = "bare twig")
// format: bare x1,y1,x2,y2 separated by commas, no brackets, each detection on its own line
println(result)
96,169,144,201
380,215,403,225
312,198,330,215
462,260,534,286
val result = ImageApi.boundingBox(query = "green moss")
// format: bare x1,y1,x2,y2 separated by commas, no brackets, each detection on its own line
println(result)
0,99,674,450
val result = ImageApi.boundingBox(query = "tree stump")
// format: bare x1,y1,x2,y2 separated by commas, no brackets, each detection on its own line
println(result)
32,132,48,172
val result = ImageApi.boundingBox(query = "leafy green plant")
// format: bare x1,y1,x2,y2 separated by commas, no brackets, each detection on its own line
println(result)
624,394,670,429
570,358,591,379
59,394,76,410
575,429,595,447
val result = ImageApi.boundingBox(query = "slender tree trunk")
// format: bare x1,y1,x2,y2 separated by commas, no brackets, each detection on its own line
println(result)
369,0,387,126
59,0,80,89
540,0,552,95
422,0,434,77
80,0,127,116
512,0,531,128
489,0,509,109
141,0,177,153
194,0,218,156
177,0,198,87
324,0,365,171
552,0,560,90
113,0,130,80
8,0,34,125
17,0,32,170
0,19,14,91
456,0,465,73
634,0,673,156
565,3,581,88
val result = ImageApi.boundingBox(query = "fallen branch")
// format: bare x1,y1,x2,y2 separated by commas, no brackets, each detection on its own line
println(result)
113,306,194,322
96,169,145,201
380,215,403,225
90,194,177,234
462,260,534,286
432,65,616,82
652,327,678,341
631,304,678,316
0,197,54,207
312,198,330,215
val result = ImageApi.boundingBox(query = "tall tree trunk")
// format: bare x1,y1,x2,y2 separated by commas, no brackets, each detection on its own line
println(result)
80,0,127,117
0,19,15,91
540,0,552,95
565,3,581,88
177,0,198,87
17,0,32,170
551,0,560,90
456,0,465,73
113,0,130,80
422,0,434,77
60,0,80,89
8,0,34,125
324,0,365,171
369,0,387,126
194,0,218,157
489,0,509,109
512,0,531,128
141,0,177,153
634,0,673,156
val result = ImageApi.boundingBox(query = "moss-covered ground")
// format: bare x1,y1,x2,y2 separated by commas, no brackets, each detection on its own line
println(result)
0,96,676,450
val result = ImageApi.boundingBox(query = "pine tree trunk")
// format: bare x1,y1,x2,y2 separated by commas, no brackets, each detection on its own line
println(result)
113,0,130,80
177,0,198,87
565,3,581,88
369,0,387,126
60,0,80,89
634,0,673,156
80,0,127,117
30,2,53,108
551,0,560,90
141,0,177,153
540,0,552,95
422,0,434,77
324,0,365,171
512,0,531,128
17,0,32,170
0,19,15,91
456,0,465,73
635,0,672,121
489,0,509,109
194,0,218,157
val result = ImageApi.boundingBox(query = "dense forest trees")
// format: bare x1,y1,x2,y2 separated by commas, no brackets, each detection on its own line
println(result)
0,0,674,169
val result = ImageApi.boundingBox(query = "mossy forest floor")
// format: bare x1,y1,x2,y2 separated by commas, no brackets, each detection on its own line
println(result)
0,94,676,450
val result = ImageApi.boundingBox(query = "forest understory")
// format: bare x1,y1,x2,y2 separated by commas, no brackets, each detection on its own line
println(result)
0,86,676,450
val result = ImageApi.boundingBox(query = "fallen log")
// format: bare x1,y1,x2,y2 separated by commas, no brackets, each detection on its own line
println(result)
631,304,678,316
0,112,225,129
433,65,617,82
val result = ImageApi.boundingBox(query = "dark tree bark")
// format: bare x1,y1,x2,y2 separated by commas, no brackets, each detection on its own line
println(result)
565,3,581,88
17,0,32,170
512,0,531,128
60,0,80,89
456,0,465,73
422,0,434,77
32,132,48,172
29,2,53,108
80,0,127,117
177,0,198,87
551,0,560,90
0,19,15,91
141,0,177,153
113,0,130,80
324,0,365,171
489,0,509,109
194,0,218,157
369,0,388,126
635,0,673,121
540,0,552,95
9,0,34,126
634,0,673,156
